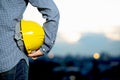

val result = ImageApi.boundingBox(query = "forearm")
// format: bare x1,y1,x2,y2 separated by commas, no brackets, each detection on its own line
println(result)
40,8,60,54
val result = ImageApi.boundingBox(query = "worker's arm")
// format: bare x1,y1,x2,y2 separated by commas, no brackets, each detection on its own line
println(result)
29,0,60,56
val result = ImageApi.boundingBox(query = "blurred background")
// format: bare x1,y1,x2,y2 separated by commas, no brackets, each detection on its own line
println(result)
23,0,120,80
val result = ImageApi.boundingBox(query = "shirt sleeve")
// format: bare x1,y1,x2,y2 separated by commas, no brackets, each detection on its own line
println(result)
29,0,60,55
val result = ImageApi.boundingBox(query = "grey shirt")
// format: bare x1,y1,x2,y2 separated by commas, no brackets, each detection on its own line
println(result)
0,0,60,73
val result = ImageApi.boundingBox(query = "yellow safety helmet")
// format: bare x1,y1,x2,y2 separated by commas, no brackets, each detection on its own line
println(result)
20,20,45,54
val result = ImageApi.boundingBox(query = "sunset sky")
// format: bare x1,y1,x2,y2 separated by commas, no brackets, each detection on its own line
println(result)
23,0,120,57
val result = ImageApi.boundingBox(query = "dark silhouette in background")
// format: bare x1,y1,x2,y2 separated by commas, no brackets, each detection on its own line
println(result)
28,53,120,80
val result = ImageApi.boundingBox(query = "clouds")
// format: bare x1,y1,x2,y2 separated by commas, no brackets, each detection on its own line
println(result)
54,0,120,43
104,26,120,41
57,31,82,44
57,26,120,44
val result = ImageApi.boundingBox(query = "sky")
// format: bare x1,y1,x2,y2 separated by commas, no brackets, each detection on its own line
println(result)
23,0,120,57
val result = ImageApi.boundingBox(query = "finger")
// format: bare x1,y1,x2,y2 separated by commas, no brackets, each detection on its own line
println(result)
28,51,39,57
28,50,43,57
32,57,38,60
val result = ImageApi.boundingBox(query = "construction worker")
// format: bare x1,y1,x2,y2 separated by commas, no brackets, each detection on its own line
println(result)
0,0,60,80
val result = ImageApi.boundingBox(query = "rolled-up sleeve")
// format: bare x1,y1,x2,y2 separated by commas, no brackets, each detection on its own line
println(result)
29,0,60,54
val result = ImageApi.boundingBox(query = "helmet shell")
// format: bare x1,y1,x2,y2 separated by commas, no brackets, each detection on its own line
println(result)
21,20,45,54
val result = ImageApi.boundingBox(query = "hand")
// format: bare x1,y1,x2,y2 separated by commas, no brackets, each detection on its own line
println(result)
28,50,43,60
